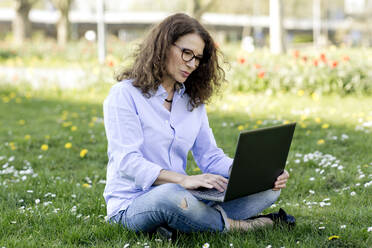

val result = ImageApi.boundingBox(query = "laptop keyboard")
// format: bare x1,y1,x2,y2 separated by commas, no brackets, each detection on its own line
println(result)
188,188,225,201
196,188,224,196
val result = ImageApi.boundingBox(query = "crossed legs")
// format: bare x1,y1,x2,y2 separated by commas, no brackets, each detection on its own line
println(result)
111,183,280,233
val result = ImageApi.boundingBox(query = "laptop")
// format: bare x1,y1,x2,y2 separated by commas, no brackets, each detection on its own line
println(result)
188,122,296,202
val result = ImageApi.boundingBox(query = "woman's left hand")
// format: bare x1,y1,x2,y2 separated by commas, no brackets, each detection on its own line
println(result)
272,169,289,191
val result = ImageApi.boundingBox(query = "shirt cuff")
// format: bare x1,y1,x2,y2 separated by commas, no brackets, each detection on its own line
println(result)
136,161,163,191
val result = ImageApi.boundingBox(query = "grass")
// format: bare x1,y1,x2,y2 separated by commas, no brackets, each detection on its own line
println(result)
0,83,371,248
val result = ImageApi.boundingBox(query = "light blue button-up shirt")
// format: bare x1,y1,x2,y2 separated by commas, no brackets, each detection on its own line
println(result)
103,79,233,218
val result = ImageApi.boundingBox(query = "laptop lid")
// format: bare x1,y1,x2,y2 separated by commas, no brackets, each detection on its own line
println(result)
223,122,296,202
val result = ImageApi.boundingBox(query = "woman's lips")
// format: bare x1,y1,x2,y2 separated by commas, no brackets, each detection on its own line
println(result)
181,70,190,78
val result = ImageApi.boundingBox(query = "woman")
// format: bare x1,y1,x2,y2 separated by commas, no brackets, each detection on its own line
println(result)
103,13,294,235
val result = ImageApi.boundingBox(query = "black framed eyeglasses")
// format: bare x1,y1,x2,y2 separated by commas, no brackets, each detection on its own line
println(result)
173,43,203,66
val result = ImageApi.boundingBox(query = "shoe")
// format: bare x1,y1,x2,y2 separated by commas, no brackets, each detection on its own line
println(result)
249,208,296,228
155,226,175,240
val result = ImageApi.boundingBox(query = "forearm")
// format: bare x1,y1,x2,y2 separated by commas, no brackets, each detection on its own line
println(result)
153,169,187,186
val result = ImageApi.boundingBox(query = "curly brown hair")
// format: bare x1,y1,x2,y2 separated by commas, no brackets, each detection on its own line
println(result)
116,13,226,111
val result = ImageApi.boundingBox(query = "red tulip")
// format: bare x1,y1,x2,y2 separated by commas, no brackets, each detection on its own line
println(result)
313,59,319,67
258,71,265,78
238,57,246,64
302,56,308,62
331,61,338,68
343,55,350,61
107,60,114,67
293,50,300,58
320,53,327,62
254,63,261,69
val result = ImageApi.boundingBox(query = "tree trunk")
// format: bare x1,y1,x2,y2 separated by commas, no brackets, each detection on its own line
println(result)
57,13,68,47
52,0,73,47
13,1,32,45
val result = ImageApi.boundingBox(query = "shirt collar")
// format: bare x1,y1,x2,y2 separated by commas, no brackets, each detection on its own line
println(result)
175,82,186,96
154,82,186,97
155,84,167,97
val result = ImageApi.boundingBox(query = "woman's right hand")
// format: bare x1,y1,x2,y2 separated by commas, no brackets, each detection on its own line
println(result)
179,173,228,192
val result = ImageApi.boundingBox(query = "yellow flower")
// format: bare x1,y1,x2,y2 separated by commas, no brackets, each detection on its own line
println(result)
300,122,307,128
312,92,319,101
80,149,88,158
300,115,307,121
88,122,94,127
71,126,77,131
193,167,201,172
9,92,16,99
41,144,49,151
328,235,340,240
62,122,72,127
25,92,32,99
322,123,330,129
237,125,244,131
297,90,305,96
317,139,325,145
82,183,91,188
283,120,290,124
15,98,22,103
315,117,321,123
18,120,25,125
65,142,72,149
2,97,10,103
256,120,262,125
9,142,16,150
24,134,31,140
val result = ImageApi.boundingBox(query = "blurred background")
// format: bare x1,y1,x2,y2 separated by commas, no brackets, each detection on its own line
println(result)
0,0,371,95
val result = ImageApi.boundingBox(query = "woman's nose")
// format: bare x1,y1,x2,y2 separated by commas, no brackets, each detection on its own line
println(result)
186,58,197,69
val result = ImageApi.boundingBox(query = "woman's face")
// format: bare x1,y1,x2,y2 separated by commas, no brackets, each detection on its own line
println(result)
164,33,205,84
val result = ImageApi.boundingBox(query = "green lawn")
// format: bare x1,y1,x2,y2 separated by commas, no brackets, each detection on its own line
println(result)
0,84,371,247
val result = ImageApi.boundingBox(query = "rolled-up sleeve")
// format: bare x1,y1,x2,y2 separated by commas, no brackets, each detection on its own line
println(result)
103,85,163,191
191,105,233,178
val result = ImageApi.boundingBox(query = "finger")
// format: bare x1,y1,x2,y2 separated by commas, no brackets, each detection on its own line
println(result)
207,179,226,192
214,180,228,192
277,173,289,180
212,183,225,192
275,179,288,185
274,179,287,186
205,174,229,184
213,176,228,190
218,176,229,184
199,182,214,189
274,183,286,189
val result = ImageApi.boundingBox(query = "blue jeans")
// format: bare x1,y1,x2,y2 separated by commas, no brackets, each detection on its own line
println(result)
110,183,280,233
